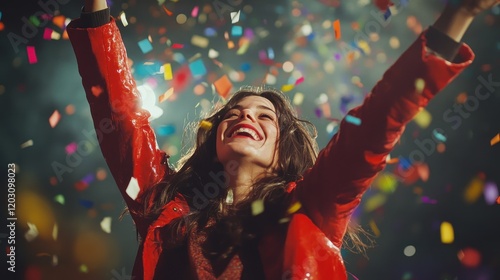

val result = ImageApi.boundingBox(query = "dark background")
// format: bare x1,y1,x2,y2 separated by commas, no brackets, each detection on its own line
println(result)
0,0,499,279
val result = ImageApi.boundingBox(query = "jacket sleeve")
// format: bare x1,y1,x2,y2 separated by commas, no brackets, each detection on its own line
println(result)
67,18,169,235
294,30,474,248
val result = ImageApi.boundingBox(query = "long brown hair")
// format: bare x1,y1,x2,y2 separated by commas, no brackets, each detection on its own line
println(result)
135,86,371,256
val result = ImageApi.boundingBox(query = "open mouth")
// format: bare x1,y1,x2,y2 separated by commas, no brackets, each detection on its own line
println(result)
228,125,262,141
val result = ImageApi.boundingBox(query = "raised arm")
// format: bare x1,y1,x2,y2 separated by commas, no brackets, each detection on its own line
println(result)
67,1,170,236
294,1,498,248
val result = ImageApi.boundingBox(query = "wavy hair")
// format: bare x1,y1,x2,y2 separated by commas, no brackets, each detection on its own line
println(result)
136,86,370,259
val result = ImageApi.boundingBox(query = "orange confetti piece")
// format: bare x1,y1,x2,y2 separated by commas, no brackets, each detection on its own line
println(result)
162,5,173,16
214,75,233,99
52,15,65,29
496,196,500,204
490,133,500,146
91,85,103,97
333,19,341,40
49,110,61,128
369,219,381,237
159,87,174,103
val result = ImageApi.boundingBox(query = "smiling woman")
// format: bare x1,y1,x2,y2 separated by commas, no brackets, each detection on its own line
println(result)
67,0,499,279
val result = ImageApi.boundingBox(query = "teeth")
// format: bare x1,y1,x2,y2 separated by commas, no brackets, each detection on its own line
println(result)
231,127,260,140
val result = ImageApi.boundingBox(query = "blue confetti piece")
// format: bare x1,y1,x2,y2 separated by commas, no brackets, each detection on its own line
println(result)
157,124,176,136
82,173,95,184
345,115,361,126
433,129,447,142
399,157,412,170
0,11,2,21
189,59,207,77
267,47,275,60
231,26,243,37
241,62,251,72
79,199,94,209
138,39,153,54
400,0,409,6
306,32,315,41
204,27,217,37
383,8,392,21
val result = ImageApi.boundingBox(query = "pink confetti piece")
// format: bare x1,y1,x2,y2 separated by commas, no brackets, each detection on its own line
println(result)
43,28,52,40
27,46,38,64
191,6,199,17
65,142,77,154
421,196,437,204
294,76,304,85
49,110,61,128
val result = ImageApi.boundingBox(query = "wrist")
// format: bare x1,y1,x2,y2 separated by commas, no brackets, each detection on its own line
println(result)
433,5,474,42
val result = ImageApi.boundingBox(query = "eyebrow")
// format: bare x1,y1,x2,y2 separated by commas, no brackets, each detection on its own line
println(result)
231,104,277,115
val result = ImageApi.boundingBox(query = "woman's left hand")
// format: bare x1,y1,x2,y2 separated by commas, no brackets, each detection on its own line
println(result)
454,0,500,17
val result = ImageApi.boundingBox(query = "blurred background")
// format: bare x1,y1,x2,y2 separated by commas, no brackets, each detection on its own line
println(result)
0,0,499,279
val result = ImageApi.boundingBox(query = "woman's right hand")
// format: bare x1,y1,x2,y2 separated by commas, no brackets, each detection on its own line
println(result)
84,0,108,12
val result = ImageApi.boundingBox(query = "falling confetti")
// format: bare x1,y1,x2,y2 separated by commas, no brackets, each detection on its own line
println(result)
214,75,232,99
27,46,38,64
54,194,65,205
251,199,264,216
100,217,112,234
333,19,341,40
464,175,485,204
120,12,128,27
199,120,213,130
159,87,174,103
369,219,381,237
49,110,61,128
440,221,454,244
20,139,34,149
138,39,153,54
126,177,140,200
490,133,500,146
287,201,302,214
25,222,39,242
231,10,241,23
345,115,362,126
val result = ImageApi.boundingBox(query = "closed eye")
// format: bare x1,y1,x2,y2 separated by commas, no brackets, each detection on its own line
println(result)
259,113,274,120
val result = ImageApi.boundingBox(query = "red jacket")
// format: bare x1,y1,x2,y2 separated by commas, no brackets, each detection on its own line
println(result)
67,18,473,280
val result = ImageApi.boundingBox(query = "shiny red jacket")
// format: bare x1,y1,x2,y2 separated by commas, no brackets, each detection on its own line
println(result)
67,18,473,280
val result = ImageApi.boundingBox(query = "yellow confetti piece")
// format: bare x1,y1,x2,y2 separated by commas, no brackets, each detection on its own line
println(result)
191,35,209,48
464,175,485,204
52,224,58,241
490,133,500,146
293,92,304,106
199,120,213,130
413,108,432,129
281,84,294,92
374,173,398,193
251,199,264,216
80,264,88,273
20,139,34,149
364,193,387,212
52,255,58,266
440,221,454,244
287,201,302,214
163,63,173,80
369,219,381,237
415,78,425,93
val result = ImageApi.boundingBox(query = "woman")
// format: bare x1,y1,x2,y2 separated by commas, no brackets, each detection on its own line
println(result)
68,0,497,279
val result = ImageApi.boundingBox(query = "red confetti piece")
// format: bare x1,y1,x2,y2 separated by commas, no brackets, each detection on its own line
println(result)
43,28,52,40
333,19,341,40
91,85,103,97
49,110,61,128
162,5,173,16
172,43,184,49
27,46,37,64
74,180,89,192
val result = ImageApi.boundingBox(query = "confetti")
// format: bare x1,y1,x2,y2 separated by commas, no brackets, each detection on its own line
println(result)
27,46,37,64
440,221,454,244
49,110,61,128
333,19,341,40
369,219,381,237
54,194,65,205
188,59,207,77
199,120,213,130
345,114,361,126
232,26,243,37
294,76,304,86
287,201,302,214
413,109,432,129
52,224,58,241
65,142,77,154
172,43,184,49
231,10,241,23
364,193,386,212
458,247,481,268
464,175,484,204
91,85,103,97
383,7,392,20
120,12,129,27
214,75,232,99
281,84,294,92
415,78,425,93
191,35,209,48
79,199,94,209
100,217,112,234
20,139,33,149
162,5,173,16
421,196,437,204
191,6,199,18
432,129,447,142
163,63,172,80
157,124,176,136
293,92,304,106
251,199,264,216
43,28,53,40
490,133,500,146
159,87,174,103
126,177,140,200
80,264,88,273
25,222,39,242
483,181,498,205
208,48,219,58
138,39,153,54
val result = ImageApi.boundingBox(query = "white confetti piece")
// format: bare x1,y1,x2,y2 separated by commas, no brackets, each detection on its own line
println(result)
231,10,241,23
25,222,39,242
100,217,112,234
125,177,140,200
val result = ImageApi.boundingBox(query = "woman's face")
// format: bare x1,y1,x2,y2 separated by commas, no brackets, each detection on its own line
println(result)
216,95,279,170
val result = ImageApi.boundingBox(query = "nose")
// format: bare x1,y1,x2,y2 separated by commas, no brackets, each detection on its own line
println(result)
239,109,256,122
